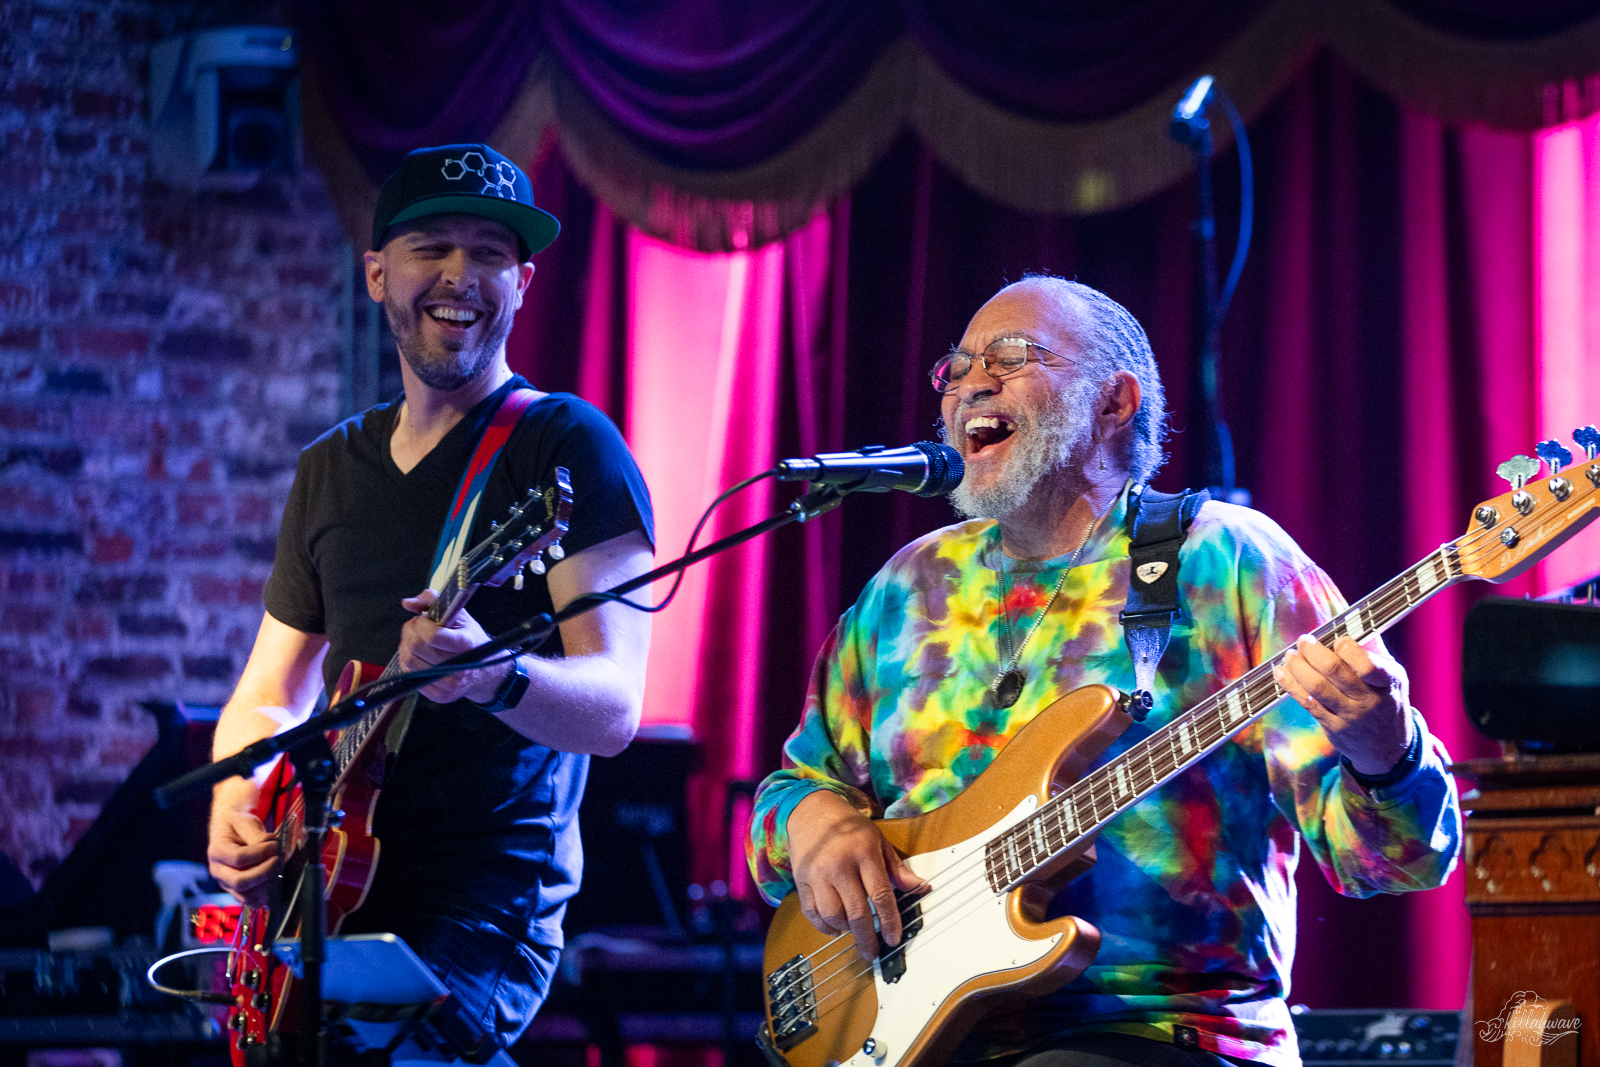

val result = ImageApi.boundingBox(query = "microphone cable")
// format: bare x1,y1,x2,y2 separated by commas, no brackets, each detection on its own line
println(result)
1213,83,1253,326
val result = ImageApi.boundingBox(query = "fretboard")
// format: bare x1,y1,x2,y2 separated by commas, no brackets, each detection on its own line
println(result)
983,543,1463,893
328,557,470,779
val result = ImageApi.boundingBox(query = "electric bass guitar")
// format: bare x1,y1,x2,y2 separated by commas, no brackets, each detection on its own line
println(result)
222,470,573,1066
759,431,1600,1067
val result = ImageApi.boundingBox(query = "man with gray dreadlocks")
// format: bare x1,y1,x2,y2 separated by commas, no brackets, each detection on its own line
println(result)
748,277,1460,1066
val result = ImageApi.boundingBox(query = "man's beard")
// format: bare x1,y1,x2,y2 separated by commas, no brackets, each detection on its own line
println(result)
386,290,513,391
945,381,1095,522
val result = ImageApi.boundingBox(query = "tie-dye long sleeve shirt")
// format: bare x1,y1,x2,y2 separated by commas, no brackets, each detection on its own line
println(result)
748,488,1461,1065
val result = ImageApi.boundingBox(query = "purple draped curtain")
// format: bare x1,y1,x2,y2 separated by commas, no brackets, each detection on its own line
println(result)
297,0,1600,186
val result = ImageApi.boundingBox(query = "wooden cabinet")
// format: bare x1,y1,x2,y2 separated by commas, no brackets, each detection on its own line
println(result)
1456,754,1600,1067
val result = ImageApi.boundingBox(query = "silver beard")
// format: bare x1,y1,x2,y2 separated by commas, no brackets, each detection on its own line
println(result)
945,380,1096,521
387,291,513,391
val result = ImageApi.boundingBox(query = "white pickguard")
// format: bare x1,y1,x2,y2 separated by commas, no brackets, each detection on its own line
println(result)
840,793,1061,1067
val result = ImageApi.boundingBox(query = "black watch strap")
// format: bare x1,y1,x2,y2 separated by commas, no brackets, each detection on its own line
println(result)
471,656,530,714
1343,711,1423,790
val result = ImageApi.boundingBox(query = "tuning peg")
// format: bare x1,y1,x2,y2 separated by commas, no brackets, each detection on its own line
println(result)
513,572,524,591
547,541,565,561
1536,440,1574,475
529,556,546,577
1575,425,1600,461
1496,455,1540,491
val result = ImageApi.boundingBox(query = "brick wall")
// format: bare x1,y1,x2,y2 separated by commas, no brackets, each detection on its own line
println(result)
0,0,348,887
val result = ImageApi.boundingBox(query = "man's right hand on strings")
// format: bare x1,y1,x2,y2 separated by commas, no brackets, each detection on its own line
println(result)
787,789,925,962
208,778,280,907
206,614,330,907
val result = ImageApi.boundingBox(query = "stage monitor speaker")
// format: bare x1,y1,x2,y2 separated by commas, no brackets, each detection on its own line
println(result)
1463,597,1600,750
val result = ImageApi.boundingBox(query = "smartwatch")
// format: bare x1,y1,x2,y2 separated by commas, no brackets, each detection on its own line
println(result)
471,656,530,714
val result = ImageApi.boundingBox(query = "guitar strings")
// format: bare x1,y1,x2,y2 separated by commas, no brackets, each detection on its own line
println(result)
332,511,532,768
784,615,1385,1025
773,574,1402,1012
774,489,1594,1024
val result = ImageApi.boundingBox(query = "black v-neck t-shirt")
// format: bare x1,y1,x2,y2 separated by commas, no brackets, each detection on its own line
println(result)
262,377,653,952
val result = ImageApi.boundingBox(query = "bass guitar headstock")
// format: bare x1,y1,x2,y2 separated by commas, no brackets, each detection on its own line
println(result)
1456,427,1600,582
468,466,574,590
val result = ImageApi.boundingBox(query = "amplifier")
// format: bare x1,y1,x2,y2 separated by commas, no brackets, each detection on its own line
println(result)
1292,1008,1461,1065
0,946,220,1048
1463,597,1600,749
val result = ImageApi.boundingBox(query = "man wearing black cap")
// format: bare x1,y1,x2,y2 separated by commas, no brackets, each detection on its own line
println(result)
206,144,655,1046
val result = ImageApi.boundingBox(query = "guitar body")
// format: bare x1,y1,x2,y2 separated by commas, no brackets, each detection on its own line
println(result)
214,470,573,1067
225,660,393,1067
762,684,1132,1067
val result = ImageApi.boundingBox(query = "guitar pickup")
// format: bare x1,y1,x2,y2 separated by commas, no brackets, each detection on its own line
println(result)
877,890,924,985
766,954,817,1051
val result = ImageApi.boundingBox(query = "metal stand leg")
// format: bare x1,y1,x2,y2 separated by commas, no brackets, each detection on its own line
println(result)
286,733,336,1067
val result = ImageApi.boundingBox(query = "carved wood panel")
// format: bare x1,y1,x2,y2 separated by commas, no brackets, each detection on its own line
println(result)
1466,821,1600,904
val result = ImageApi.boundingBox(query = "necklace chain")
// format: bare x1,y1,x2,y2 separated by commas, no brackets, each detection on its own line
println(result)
992,514,1103,695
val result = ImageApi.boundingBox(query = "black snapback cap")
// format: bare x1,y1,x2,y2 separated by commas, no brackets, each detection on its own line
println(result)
371,144,560,260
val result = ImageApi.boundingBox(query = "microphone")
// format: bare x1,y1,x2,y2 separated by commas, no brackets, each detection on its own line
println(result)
775,442,964,497
1170,75,1214,146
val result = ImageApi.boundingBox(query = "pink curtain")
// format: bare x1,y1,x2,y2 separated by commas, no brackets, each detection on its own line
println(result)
1534,113,1600,592
510,173,848,892
1396,109,1600,1009
625,227,789,890
1398,113,1535,1010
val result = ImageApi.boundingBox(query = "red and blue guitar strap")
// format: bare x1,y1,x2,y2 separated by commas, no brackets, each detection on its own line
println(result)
426,388,540,593
369,388,541,776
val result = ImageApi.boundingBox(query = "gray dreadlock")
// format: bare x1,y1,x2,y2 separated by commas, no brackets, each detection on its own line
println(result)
1016,274,1168,484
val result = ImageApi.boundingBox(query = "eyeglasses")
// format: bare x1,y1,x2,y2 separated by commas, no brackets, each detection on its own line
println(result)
929,336,1072,393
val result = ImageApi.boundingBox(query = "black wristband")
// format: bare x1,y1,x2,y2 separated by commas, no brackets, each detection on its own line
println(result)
469,656,530,715
1343,713,1423,790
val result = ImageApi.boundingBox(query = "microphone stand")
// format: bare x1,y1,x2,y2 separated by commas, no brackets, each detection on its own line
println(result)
153,481,850,1067
1171,77,1241,503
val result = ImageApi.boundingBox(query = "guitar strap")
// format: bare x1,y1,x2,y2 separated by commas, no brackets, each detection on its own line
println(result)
385,387,541,752
428,387,542,592
1119,484,1209,721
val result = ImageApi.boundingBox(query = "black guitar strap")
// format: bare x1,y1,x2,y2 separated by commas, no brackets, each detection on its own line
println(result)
1119,484,1209,721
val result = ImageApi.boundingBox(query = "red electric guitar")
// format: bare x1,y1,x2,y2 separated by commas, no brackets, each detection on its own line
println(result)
759,432,1600,1067
221,470,573,1065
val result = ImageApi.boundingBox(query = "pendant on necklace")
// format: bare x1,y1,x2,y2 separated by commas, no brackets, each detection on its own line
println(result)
994,669,1026,709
